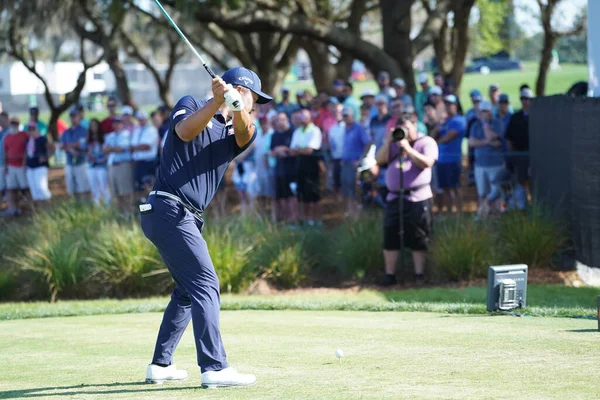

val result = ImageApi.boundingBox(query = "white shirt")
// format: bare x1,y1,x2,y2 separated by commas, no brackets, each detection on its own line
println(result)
290,123,322,151
131,123,158,161
328,121,345,160
104,130,132,165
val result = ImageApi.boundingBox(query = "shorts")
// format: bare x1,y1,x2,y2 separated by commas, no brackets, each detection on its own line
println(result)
26,167,51,201
341,161,358,198
507,155,529,183
275,174,294,199
331,159,342,190
436,161,462,189
108,162,134,196
6,166,28,190
474,165,504,201
65,164,90,194
383,197,433,251
134,160,157,190
297,157,320,203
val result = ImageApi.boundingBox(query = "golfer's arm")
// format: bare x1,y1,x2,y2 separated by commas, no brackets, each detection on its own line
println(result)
232,109,255,149
175,100,221,142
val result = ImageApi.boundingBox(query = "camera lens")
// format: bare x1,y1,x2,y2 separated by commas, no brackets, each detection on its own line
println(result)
392,127,406,141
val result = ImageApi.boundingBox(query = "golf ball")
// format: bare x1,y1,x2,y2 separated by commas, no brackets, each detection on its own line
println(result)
335,349,344,358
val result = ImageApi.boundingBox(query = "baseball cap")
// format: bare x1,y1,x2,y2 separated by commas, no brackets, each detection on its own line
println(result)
377,71,390,80
360,89,375,99
470,89,482,97
430,86,443,95
341,106,353,116
121,105,134,115
499,94,510,103
68,107,79,116
418,72,429,84
489,83,500,91
392,78,406,87
444,94,458,104
29,107,39,114
480,100,493,112
332,79,345,88
221,67,273,104
374,94,388,104
281,87,290,93
112,115,124,123
520,88,534,99
472,94,483,102
402,104,416,115
136,110,148,119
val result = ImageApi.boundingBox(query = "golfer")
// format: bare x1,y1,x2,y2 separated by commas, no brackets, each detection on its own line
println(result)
141,67,272,389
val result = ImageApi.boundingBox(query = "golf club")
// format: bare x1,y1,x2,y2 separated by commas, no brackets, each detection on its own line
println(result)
152,0,243,110
152,0,216,79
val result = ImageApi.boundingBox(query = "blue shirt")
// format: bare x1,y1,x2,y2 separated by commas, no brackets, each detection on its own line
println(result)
438,114,466,164
60,124,87,166
341,122,371,162
470,118,505,167
465,108,478,123
370,114,392,185
0,128,8,166
498,112,512,134
156,95,256,213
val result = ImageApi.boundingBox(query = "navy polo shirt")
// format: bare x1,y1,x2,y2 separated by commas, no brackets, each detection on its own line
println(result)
155,95,256,213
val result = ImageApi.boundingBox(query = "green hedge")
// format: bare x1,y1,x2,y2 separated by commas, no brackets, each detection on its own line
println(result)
0,202,568,302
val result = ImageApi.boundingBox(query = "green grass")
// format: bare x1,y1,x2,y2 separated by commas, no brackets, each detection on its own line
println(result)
0,310,598,399
283,62,588,104
1,284,598,321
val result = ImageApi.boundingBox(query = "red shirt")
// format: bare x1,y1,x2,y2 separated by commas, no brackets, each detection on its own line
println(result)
4,132,28,167
100,116,114,136
57,119,68,135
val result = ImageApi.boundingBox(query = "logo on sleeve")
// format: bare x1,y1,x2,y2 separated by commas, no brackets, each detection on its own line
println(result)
173,109,186,119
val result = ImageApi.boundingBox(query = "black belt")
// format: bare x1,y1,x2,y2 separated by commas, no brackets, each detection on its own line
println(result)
149,190,203,218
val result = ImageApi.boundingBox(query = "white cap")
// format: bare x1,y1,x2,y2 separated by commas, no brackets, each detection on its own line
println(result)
392,78,406,87
360,89,376,98
520,88,534,99
418,72,429,84
136,110,148,119
121,105,133,115
480,100,493,112
430,86,443,95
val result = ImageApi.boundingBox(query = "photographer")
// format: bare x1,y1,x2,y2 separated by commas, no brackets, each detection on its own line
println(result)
376,115,438,286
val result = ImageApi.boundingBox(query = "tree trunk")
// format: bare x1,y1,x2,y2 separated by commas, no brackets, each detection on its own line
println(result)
433,19,450,77
449,0,475,92
106,47,135,107
380,0,415,95
302,40,337,92
157,82,174,109
536,32,555,96
335,54,354,81
48,110,60,141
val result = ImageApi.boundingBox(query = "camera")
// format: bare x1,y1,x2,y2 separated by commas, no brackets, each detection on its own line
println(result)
392,126,407,142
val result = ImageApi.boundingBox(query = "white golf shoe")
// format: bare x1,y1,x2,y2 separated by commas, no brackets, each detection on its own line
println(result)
145,364,188,384
201,367,256,389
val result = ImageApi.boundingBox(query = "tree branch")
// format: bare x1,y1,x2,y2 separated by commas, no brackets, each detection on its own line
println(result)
413,0,452,55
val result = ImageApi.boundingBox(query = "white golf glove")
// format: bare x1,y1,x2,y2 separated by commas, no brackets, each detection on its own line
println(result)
224,84,244,111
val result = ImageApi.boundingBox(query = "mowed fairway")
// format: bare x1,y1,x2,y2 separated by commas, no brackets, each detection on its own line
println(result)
0,311,598,399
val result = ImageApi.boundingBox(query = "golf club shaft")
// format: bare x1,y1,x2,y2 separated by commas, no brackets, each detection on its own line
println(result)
152,0,216,78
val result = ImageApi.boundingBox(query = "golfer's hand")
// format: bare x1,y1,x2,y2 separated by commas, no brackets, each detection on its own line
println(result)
212,77,229,105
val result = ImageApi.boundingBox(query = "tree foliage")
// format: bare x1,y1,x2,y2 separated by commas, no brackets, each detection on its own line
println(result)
471,0,513,57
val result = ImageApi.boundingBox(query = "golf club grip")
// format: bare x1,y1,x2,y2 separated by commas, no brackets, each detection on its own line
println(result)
204,64,216,79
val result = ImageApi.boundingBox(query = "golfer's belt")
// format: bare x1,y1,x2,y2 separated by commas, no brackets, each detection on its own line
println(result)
149,190,203,217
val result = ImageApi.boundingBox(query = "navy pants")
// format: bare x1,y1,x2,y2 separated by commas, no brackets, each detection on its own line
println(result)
141,196,228,373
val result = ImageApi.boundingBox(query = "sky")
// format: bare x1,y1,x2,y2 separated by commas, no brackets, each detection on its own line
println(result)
514,0,587,36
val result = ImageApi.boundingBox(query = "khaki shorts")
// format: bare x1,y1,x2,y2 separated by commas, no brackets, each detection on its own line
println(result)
6,166,28,190
108,162,134,196
65,164,90,194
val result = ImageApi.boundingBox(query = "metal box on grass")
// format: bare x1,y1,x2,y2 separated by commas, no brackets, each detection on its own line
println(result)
486,264,528,312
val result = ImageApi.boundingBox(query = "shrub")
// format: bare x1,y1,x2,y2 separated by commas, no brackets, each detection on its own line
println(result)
203,222,256,293
8,235,89,302
430,217,496,281
87,222,169,297
330,213,383,281
262,243,306,289
498,206,568,269
0,269,17,300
